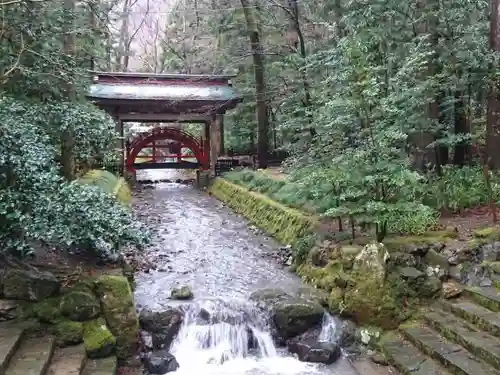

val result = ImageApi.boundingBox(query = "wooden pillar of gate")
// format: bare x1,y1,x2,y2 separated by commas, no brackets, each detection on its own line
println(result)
204,121,212,173
218,114,225,156
210,115,221,175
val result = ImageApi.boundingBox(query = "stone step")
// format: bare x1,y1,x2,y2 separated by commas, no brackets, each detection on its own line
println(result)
0,324,24,375
3,336,55,375
46,345,87,375
465,287,500,312
379,332,452,375
401,324,500,375
350,358,397,375
424,308,500,369
81,357,117,375
439,299,500,338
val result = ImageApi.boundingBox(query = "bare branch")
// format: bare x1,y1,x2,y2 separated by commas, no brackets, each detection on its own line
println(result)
1,33,24,83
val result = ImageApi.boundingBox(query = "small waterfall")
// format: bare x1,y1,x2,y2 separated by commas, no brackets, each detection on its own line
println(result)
168,299,323,375
318,313,338,343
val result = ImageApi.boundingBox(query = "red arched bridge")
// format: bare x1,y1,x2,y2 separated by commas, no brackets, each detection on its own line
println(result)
126,127,209,172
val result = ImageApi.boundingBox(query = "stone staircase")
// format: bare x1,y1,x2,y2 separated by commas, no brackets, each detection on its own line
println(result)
380,286,500,375
0,322,116,375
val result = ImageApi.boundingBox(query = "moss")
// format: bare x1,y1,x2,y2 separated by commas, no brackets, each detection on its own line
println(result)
339,274,408,330
297,260,354,292
170,285,194,300
95,275,138,359
31,297,62,324
60,290,100,321
473,227,500,239
383,233,450,253
54,320,84,347
209,178,316,246
83,318,116,358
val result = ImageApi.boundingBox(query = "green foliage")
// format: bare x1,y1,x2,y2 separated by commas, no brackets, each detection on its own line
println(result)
0,95,149,256
424,166,500,211
225,169,438,236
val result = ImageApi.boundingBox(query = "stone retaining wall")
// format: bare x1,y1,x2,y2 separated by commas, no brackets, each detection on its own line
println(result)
208,178,316,246
0,266,138,361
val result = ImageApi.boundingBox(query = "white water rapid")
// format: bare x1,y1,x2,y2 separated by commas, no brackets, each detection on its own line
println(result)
164,299,339,375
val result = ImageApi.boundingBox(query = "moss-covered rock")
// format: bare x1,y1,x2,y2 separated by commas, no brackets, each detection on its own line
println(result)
31,297,62,324
60,290,100,321
272,300,324,339
95,275,138,359
170,286,193,300
473,227,500,240
54,320,84,346
209,178,316,246
2,268,60,301
83,318,116,358
353,243,389,282
338,274,406,330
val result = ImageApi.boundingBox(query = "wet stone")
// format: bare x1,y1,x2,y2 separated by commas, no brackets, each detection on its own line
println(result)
0,300,19,321
442,281,463,299
397,267,425,280
143,350,179,374
288,339,341,365
170,286,193,300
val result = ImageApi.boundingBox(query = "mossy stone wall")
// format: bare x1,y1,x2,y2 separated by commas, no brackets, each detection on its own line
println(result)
209,178,316,246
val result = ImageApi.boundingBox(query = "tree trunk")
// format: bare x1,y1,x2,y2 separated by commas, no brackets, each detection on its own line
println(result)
486,0,500,169
286,0,315,137
241,0,269,168
61,0,75,180
453,91,470,166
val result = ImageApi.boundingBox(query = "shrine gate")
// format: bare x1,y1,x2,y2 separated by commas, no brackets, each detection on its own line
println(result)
86,71,243,174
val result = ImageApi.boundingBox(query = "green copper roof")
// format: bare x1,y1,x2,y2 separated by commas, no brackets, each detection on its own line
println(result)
87,83,242,102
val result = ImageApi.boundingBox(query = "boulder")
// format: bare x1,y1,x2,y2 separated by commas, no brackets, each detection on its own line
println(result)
170,286,193,300
442,281,463,299
60,290,100,321
32,297,62,324
144,350,179,374
95,275,139,359
250,288,325,339
0,300,19,321
2,268,60,301
356,326,381,347
273,300,324,339
288,336,341,364
139,307,184,332
417,276,442,298
83,318,116,358
353,243,389,282
54,320,84,346
397,267,425,281
139,307,184,350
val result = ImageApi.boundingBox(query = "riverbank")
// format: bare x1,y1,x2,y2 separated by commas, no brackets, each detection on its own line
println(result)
208,176,500,325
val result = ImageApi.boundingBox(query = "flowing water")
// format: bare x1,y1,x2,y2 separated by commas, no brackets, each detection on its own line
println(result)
133,169,354,375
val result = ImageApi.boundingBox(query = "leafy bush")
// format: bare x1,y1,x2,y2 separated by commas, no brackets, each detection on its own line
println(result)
423,165,500,212
0,95,149,256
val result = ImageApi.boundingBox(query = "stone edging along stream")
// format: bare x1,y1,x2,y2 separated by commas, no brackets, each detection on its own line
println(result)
208,178,317,246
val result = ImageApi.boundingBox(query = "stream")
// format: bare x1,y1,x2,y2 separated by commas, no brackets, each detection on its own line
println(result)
132,170,356,375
